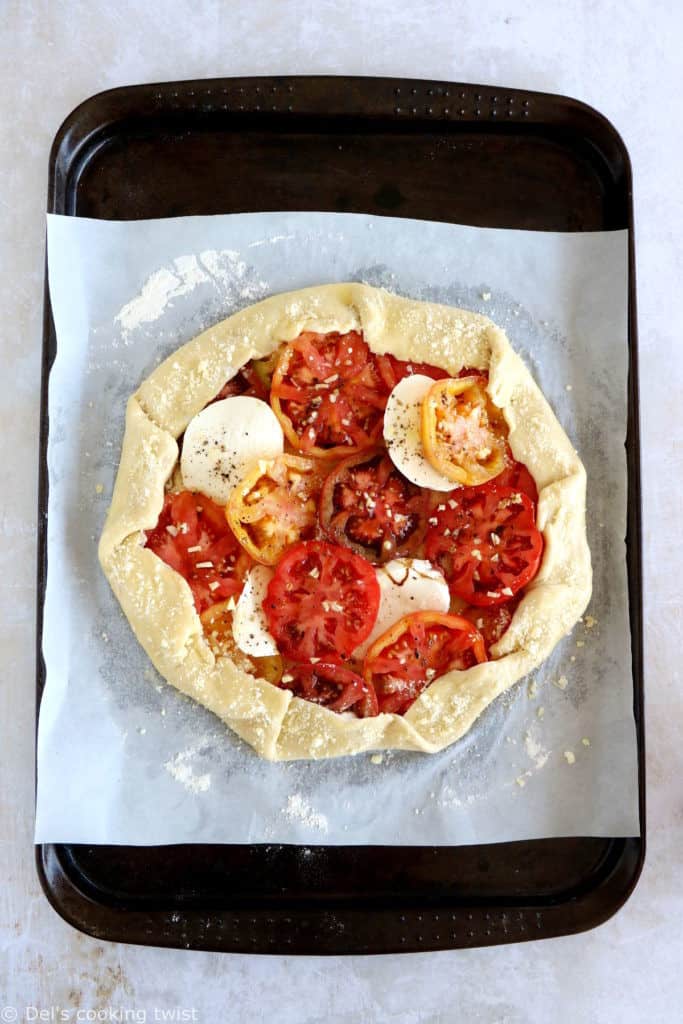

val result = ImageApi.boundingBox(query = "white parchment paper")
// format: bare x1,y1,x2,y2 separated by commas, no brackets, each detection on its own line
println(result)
36,211,639,845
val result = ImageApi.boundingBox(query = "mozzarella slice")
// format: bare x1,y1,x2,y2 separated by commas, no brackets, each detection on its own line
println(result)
383,374,455,491
232,565,278,657
355,558,451,658
181,396,284,505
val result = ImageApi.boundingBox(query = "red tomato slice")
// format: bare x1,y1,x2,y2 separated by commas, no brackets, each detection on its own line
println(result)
363,611,487,715
145,491,252,613
319,448,429,562
212,351,281,402
280,662,379,717
425,485,543,607
213,366,267,402
263,540,380,661
460,600,518,652
270,330,392,458
486,455,538,503
375,353,448,391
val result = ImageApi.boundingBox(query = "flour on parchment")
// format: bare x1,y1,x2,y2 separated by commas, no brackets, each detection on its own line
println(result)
283,794,329,832
164,747,212,793
115,250,269,340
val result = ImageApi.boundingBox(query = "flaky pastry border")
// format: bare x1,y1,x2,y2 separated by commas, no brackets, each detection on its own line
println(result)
99,283,592,760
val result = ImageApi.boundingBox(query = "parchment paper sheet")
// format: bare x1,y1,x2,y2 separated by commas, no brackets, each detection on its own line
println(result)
36,211,639,845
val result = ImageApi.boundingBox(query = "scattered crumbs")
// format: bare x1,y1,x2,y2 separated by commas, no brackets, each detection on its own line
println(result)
537,706,545,719
527,678,538,699
95,483,104,494
576,640,585,648
481,291,491,301
515,776,526,788
370,753,383,765
565,384,573,392
553,675,568,691
506,736,517,745
584,615,598,629
101,631,108,642
582,737,591,747
283,794,328,832
563,750,576,765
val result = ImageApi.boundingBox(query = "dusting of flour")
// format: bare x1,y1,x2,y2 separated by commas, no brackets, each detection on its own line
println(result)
115,249,269,341
164,748,211,794
524,728,550,770
283,794,329,832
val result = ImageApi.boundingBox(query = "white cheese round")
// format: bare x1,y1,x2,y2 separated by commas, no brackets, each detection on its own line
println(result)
355,557,451,658
383,374,456,491
181,396,284,505
232,565,278,657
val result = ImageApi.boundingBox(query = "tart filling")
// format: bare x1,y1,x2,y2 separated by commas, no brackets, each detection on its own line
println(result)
99,284,592,760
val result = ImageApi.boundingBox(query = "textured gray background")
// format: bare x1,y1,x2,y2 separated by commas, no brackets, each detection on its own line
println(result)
2,2,679,1022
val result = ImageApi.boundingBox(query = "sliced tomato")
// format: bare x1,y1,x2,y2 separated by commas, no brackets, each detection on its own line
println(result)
460,600,518,652
200,599,283,683
263,540,380,661
487,454,538,503
375,353,449,391
363,611,487,715
227,454,325,565
213,351,281,403
280,662,379,717
425,485,543,607
421,374,508,486
145,491,252,613
213,367,266,402
270,330,393,458
319,448,429,562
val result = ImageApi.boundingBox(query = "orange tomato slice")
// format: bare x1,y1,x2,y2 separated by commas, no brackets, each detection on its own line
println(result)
200,599,283,684
226,453,325,565
420,375,508,486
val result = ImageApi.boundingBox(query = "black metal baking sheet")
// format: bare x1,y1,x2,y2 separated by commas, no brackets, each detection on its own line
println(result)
36,75,644,954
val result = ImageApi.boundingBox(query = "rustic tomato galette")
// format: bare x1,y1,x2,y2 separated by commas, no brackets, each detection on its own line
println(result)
99,283,591,760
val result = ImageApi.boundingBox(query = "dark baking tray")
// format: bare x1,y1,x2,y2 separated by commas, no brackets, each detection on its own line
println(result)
37,75,644,954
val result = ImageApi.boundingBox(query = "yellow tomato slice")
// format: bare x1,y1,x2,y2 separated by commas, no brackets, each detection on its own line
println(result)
226,453,325,565
420,375,508,485
200,599,283,684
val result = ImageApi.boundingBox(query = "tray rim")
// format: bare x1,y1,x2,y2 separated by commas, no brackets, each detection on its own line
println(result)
36,73,645,955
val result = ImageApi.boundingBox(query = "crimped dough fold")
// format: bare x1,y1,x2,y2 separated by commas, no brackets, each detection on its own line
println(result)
99,284,592,760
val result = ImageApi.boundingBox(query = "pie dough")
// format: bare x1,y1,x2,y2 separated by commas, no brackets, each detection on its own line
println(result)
99,283,592,760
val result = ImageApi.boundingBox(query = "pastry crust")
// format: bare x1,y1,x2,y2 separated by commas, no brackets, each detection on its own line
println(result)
99,283,592,760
